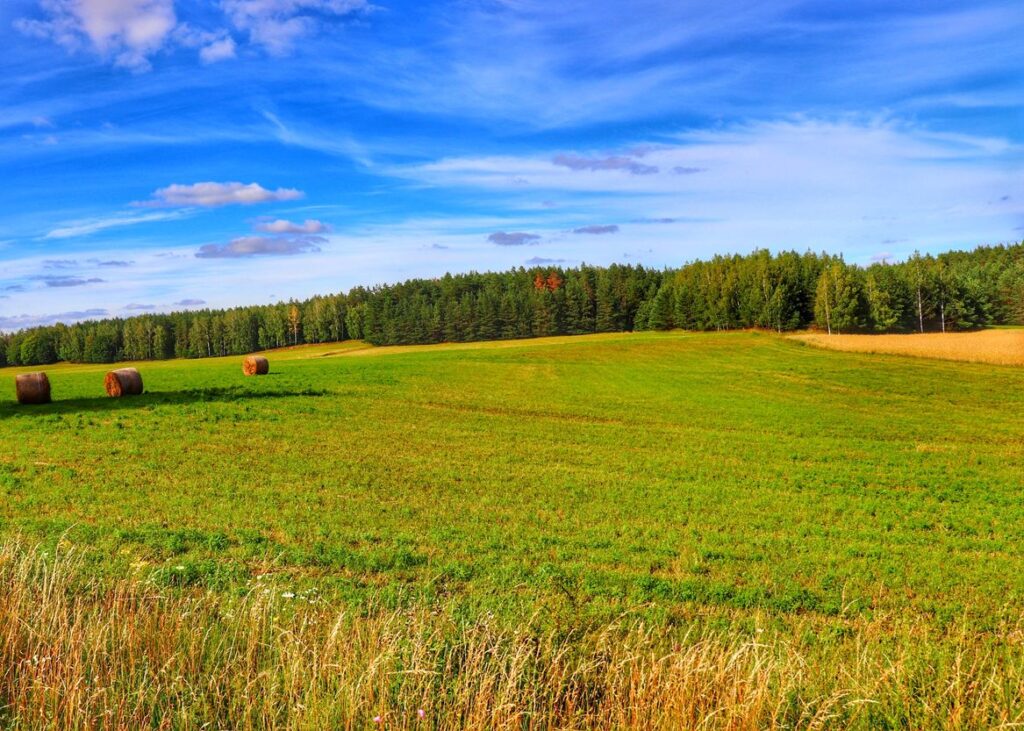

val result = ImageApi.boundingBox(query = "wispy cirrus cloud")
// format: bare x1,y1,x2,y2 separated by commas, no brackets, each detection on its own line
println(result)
138,182,303,208
44,210,187,239
195,234,325,258
488,231,541,246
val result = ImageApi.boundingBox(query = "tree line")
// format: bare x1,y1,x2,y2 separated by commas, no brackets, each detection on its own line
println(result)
2,242,1022,367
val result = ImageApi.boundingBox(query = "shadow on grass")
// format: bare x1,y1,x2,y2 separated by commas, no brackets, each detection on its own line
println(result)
0,386,329,417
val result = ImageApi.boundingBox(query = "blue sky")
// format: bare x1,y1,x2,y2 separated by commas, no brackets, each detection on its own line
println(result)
1,0,1022,329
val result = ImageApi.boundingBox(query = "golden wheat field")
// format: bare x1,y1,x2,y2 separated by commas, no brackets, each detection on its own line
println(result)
792,329,1024,366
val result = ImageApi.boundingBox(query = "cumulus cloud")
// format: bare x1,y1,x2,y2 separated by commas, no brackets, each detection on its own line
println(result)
487,231,541,246
254,218,330,234
34,276,105,288
174,298,206,306
221,0,370,55
125,303,155,310
0,309,109,332
15,0,178,72
195,234,324,258
140,181,304,207
553,153,658,176
573,224,619,235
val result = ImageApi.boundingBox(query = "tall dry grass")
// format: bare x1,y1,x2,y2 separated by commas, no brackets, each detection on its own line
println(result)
0,542,1022,729
792,329,1024,366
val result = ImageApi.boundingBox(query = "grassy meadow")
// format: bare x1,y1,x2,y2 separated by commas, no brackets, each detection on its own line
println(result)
1,331,1024,728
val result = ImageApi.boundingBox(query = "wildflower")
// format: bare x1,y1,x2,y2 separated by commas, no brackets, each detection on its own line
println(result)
418,709,426,719
282,591,295,599
373,716,382,724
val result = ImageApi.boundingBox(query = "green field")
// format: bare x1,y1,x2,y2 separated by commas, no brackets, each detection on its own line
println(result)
2,331,1024,728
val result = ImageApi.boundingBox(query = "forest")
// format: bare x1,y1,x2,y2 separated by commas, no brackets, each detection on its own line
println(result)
3,243,1022,367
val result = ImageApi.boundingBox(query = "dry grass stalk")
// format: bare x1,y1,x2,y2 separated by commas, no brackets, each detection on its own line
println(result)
0,542,1022,729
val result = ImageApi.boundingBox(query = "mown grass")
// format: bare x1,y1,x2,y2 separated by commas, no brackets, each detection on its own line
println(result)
1,331,1023,727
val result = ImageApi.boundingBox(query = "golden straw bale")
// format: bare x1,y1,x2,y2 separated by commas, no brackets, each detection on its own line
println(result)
104,368,143,397
242,356,269,376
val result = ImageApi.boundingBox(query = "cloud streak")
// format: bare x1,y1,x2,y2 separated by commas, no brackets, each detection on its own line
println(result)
195,234,325,258
32,275,105,288
573,224,619,234
45,210,186,239
553,153,658,175
254,218,330,234
487,231,541,246
140,182,304,207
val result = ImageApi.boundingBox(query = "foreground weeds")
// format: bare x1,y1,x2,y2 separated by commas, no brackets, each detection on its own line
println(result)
0,543,1022,730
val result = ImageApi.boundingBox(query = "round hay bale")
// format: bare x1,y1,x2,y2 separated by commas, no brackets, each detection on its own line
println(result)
15,372,51,405
104,368,144,397
242,355,269,376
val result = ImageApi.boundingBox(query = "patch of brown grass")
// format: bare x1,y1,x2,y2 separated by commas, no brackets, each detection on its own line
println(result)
792,329,1024,366
0,543,1023,729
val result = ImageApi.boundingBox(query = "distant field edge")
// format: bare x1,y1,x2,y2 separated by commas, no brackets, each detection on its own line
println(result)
791,329,1024,366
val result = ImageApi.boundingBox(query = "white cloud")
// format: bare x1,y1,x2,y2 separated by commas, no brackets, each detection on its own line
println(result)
140,181,304,207
199,36,237,63
221,0,370,55
254,218,329,233
15,0,178,72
